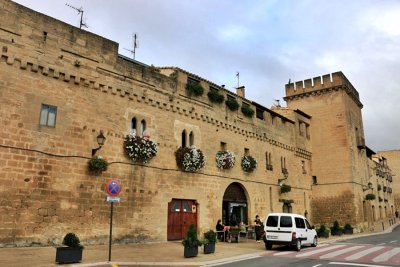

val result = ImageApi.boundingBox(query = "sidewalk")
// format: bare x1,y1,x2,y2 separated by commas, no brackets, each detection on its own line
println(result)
0,223,398,267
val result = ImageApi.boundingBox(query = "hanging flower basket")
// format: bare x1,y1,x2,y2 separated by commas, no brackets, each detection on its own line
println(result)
280,184,292,194
124,133,158,163
241,155,257,172
88,156,108,172
215,150,235,169
175,146,206,172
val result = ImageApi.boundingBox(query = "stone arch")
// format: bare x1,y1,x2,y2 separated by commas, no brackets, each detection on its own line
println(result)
222,182,249,226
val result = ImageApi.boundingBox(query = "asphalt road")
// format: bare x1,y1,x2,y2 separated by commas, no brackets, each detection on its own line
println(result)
212,225,400,267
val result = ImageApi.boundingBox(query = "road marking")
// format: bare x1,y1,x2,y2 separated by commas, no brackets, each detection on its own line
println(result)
389,240,397,243
373,247,400,262
345,246,385,261
330,262,392,267
376,243,386,246
320,245,364,259
312,264,322,267
274,244,328,256
296,245,346,257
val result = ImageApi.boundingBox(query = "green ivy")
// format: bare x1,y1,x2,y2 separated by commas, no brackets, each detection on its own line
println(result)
241,105,255,117
186,83,204,96
207,90,224,103
225,97,239,111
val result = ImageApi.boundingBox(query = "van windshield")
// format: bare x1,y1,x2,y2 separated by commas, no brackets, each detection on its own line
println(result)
280,216,293,227
266,216,279,227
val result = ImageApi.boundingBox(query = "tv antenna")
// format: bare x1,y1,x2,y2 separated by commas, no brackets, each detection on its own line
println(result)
66,3,88,29
124,33,139,60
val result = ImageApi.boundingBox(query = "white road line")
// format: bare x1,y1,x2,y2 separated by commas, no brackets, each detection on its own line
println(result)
389,240,397,243
345,246,385,261
296,245,346,257
320,245,364,259
376,243,386,246
274,244,328,256
312,264,322,267
329,261,392,267
373,247,400,262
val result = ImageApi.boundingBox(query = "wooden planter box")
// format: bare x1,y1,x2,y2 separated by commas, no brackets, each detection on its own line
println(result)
203,243,215,254
184,246,198,258
55,247,83,264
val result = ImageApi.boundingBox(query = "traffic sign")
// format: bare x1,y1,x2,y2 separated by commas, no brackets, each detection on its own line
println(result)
106,196,120,203
105,179,122,197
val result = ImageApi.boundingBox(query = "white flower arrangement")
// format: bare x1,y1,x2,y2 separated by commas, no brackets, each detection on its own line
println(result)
123,133,158,163
175,146,206,172
215,150,235,169
241,155,257,172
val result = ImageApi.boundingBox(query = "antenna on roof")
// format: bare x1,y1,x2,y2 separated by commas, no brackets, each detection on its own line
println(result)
124,33,139,60
65,3,88,29
236,71,240,88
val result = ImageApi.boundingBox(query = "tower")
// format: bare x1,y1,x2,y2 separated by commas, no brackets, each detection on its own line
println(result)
284,72,369,226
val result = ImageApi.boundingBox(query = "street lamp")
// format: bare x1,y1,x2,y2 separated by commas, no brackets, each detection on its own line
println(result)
92,131,106,156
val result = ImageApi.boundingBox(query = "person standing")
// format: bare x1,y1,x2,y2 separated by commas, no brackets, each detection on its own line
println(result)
254,215,263,242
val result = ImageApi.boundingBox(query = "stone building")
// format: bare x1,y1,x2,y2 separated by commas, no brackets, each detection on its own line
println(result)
0,0,396,247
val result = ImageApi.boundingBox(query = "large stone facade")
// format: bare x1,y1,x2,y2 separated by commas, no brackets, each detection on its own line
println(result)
0,0,396,247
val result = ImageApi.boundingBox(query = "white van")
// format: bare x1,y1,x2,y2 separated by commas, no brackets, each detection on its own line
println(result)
263,213,317,251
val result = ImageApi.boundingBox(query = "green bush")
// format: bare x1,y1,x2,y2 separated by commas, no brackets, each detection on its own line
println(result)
182,224,202,248
63,233,84,249
280,184,291,193
365,193,376,201
241,105,255,117
207,90,224,103
88,156,108,172
225,97,239,111
186,83,204,96
203,230,217,244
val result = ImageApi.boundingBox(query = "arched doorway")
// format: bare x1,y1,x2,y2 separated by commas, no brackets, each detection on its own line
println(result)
222,182,248,226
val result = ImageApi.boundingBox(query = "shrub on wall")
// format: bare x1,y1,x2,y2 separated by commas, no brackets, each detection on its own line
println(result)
225,97,239,111
280,184,292,194
88,156,108,172
124,133,158,163
175,146,206,172
215,150,235,169
241,155,257,172
186,83,204,97
241,105,255,117
207,90,224,103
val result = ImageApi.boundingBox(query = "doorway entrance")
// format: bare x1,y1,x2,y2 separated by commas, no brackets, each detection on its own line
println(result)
167,199,197,240
222,182,248,226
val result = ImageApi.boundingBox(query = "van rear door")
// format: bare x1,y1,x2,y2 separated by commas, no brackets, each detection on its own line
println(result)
278,215,294,242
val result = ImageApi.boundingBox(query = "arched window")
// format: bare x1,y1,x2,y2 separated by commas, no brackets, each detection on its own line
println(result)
131,117,137,135
140,120,146,136
189,131,194,146
181,130,187,148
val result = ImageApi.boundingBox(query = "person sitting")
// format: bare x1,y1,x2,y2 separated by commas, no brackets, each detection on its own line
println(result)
215,219,226,241
239,221,247,238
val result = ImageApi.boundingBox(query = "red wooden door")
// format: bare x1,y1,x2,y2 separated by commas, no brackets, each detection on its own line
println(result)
167,199,197,240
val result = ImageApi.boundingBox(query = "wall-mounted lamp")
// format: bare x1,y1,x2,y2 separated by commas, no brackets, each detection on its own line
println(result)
362,182,373,191
92,131,106,156
278,172,289,186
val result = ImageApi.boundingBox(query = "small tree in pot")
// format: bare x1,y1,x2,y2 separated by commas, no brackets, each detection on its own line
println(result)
317,224,330,238
203,230,217,254
55,232,84,264
182,224,202,258
330,220,343,236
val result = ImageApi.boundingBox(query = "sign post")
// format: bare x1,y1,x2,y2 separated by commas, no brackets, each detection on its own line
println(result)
105,179,122,262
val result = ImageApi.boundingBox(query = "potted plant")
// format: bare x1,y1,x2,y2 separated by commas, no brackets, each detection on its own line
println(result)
343,223,353,234
317,224,330,238
241,105,255,117
330,221,343,236
175,146,206,172
88,156,108,172
365,193,376,201
55,232,84,264
280,184,292,194
203,230,217,254
215,150,235,169
186,82,204,97
225,97,239,111
182,224,202,258
124,133,158,163
241,155,257,172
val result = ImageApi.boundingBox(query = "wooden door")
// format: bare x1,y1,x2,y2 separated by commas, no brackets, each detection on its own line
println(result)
167,199,197,240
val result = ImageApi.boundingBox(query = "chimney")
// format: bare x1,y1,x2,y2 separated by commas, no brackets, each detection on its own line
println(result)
236,86,245,98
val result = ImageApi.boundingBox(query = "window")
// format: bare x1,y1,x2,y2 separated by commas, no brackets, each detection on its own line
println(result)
312,176,318,185
244,148,249,155
301,160,306,174
183,201,191,212
189,131,194,146
181,130,187,147
39,104,57,127
256,107,264,120
131,117,137,135
266,152,273,170
140,120,146,136
266,216,278,227
280,216,293,227
295,217,305,229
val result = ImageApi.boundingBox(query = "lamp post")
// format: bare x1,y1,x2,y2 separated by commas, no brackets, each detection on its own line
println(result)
92,131,106,156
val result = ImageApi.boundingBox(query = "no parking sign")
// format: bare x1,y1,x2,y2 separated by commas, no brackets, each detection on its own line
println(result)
105,179,122,197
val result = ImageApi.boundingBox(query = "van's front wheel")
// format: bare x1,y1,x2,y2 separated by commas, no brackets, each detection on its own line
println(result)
295,239,301,251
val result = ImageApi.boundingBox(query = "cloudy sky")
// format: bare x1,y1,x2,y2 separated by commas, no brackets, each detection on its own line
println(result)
13,0,400,152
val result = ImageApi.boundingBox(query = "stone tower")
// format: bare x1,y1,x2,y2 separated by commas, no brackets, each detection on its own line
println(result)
284,72,370,227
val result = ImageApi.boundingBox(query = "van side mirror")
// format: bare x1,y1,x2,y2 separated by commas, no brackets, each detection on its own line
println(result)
310,225,315,229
